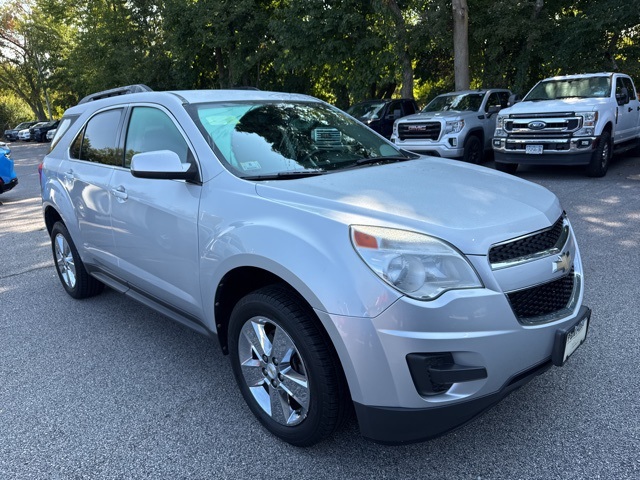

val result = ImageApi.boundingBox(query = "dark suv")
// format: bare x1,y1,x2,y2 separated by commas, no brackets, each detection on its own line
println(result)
30,120,59,142
347,98,418,138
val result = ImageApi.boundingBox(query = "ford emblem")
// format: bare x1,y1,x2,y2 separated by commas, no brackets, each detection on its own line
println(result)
528,121,546,130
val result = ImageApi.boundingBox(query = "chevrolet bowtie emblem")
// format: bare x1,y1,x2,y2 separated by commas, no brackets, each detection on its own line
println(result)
553,251,572,273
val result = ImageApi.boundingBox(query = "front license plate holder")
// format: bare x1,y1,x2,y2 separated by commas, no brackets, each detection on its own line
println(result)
525,144,544,154
552,306,591,366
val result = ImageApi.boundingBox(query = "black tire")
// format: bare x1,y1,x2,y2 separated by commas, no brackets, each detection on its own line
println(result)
586,130,611,177
228,284,349,446
495,161,518,174
463,135,483,164
51,222,104,299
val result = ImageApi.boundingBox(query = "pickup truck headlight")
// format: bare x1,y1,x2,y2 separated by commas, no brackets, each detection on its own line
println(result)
350,226,483,300
444,120,465,135
574,112,598,137
494,115,507,137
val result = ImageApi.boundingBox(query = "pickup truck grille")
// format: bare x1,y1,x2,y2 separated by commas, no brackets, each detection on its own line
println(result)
504,114,581,137
398,122,441,141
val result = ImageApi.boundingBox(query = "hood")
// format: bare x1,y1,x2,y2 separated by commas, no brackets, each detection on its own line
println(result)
399,110,466,123
505,97,609,115
255,158,561,255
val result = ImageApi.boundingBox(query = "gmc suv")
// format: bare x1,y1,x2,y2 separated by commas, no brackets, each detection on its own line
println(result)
40,85,590,446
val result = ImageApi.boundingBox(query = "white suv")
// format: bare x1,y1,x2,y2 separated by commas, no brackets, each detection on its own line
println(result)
40,85,591,446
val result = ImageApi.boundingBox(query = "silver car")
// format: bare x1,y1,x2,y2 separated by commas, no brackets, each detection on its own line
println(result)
40,85,591,446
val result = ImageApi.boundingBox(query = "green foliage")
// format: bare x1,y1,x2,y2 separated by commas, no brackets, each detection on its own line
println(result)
0,92,34,132
4,0,638,112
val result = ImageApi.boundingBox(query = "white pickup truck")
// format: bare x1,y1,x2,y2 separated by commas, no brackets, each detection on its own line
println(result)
492,72,640,177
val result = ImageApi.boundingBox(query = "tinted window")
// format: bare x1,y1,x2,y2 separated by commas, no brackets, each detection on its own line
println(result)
70,109,123,165
124,107,190,168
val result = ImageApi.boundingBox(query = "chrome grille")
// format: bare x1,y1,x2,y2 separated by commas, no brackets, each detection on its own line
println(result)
398,122,441,141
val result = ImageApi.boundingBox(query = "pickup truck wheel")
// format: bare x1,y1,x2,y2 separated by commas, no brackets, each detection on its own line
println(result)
228,285,348,446
463,135,483,164
495,162,518,174
51,222,104,299
587,131,611,177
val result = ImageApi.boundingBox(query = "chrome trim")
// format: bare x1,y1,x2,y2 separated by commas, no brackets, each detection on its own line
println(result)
491,216,570,270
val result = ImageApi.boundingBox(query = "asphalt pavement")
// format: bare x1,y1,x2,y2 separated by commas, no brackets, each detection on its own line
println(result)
1,142,639,479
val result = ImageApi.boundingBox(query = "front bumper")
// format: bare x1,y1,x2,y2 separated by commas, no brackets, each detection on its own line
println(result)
317,268,589,443
492,136,597,166
0,177,18,193
392,137,464,158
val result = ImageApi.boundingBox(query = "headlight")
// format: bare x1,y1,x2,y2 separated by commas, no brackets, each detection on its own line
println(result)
350,226,483,300
444,120,465,135
574,111,598,136
496,115,505,129
393,121,399,136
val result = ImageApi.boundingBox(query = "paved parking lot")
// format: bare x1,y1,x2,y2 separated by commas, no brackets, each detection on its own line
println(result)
1,142,639,479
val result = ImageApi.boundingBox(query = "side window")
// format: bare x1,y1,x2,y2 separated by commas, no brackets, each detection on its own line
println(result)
403,101,417,115
615,78,629,104
389,101,403,117
622,78,637,100
485,93,502,111
124,107,191,168
69,109,124,166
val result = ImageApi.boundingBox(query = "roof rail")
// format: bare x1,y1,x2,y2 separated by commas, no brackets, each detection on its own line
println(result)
78,84,153,105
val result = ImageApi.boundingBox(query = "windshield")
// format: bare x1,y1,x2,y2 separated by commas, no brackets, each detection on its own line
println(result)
192,101,410,179
524,77,611,101
423,93,484,112
346,101,386,119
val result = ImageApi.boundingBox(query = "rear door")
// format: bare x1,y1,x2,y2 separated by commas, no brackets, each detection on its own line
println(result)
615,76,640,143
59,107,124,272
109,105,203,316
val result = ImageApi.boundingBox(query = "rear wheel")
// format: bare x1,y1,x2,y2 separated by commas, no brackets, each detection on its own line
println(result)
463,135,483,164
228,285,349,446
586,130,611,177
51,222,104,299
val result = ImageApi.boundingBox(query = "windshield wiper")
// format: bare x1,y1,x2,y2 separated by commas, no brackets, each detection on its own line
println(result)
555,96,588,99
241,170,326,181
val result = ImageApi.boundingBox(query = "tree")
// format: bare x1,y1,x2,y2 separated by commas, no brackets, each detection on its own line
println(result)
452,0,470,90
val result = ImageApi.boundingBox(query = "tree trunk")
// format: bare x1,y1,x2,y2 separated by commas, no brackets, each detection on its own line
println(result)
380,0,414,99
452,0,470,91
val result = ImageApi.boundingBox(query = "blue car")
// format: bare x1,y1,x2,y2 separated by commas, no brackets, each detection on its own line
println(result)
0,142,18,194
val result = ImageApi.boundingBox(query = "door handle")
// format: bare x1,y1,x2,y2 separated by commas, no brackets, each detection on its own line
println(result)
63,169,74,181
110,185,128,201
629,107,633,113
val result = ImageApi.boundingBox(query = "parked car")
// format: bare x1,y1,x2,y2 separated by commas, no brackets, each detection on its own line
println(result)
30,120,59,142
46,128,57,141
347,98,419,138
391,89,511,164
0,142,18,194
40,85,590,446
17,128,32,141
4,121,38,141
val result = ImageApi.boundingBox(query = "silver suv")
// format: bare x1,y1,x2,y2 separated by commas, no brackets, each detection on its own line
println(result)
40,85,591,446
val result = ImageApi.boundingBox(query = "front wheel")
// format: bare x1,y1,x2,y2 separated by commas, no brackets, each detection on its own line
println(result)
228,285,349,446
463,135,483,164
51,222,104,299
586,131,611,177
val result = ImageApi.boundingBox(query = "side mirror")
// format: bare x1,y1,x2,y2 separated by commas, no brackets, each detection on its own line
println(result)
131,150,196,180
616,87,629,106
487,105,501,116
507,94,521,107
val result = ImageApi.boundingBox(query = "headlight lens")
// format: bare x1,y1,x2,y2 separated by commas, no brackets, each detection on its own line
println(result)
350,226,483,300
444,119,465,134
575,111,598,136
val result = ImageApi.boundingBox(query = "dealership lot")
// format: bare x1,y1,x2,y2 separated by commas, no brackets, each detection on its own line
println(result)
1,142,639,479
